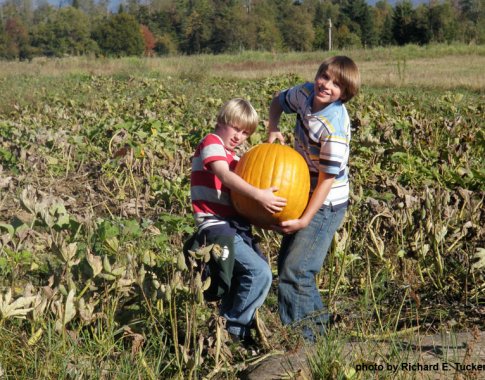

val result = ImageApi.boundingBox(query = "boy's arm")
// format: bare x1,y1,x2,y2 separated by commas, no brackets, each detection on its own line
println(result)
209,160,287,214
267,93,286,144
272,172,335,234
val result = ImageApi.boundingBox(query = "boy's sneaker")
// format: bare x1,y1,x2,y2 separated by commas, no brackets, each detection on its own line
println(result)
229,332,258,348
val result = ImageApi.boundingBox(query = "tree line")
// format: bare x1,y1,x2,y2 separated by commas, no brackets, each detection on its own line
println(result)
0,0,483,60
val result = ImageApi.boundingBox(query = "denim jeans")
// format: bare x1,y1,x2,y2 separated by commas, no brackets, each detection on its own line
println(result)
221,234,272,338
278,205,347,341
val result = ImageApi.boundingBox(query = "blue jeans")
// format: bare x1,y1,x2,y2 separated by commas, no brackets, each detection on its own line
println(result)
221,234,272,338
278,205,346,341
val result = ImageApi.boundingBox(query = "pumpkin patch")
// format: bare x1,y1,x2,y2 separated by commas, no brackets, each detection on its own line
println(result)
231,143,310,228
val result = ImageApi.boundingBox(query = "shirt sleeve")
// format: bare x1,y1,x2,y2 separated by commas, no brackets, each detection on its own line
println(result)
278,82,312,114
200,135,228,166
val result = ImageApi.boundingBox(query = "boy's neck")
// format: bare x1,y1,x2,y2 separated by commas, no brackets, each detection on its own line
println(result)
312,98,338,113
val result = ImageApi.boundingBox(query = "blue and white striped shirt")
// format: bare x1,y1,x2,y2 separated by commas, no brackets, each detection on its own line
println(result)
279,82,350,209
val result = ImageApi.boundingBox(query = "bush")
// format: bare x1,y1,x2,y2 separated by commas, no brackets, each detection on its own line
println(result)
92,13,144,57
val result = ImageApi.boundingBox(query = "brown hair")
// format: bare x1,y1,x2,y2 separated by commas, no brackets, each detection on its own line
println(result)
216,98,259,135
315,56,361,103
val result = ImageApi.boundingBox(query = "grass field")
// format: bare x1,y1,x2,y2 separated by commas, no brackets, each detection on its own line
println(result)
1,43,485,91
0,44,484,379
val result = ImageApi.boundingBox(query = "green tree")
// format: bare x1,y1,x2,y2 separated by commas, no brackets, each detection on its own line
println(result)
131,3,180,54
31,7,96,56
93,0,110,18
127,0,141,15
92,13,144,56
1,0,34,24
216,2,255,51
73,0,99,16
181,0,212,53
156,32,178,55
413,4,431,44
459,0,482,23
233,0,283,51
134,4,178,39
342,0,376,47
32,2,56,24
209,0,241,53
334,24,362,49
135,5,154,30
278,0,315,51
312,0,340,50
151,1,186,54
0,19,7,58
392,0,416,45
428,0,458,43
253,1,284,51
458,0,485,43
2,16,31,59
373,0,394,45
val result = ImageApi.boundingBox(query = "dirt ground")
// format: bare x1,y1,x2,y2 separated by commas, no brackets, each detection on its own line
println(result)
241,329,485,379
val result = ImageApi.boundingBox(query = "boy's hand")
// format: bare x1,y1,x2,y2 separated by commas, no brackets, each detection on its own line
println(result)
271,218,308,234
268,131,285,145
255,187,287,214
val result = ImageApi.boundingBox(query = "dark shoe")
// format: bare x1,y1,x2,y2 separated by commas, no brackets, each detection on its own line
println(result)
229,332,258,348
329,313,342,324
298,313,343,343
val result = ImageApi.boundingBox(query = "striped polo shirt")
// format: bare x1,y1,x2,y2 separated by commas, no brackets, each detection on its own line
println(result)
191,133,239,225
279,82,351,209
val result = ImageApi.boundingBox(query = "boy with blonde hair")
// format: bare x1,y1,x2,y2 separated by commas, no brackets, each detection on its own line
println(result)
190,98,286,344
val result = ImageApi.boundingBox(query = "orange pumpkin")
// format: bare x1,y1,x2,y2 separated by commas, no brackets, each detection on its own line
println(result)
231,143,310,228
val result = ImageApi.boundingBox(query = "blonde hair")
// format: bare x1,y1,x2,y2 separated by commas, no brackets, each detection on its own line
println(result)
315,56,361,103
216,98,259,135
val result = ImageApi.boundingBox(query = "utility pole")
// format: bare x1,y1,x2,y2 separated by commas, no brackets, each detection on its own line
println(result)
245,0,252,13
328,18,332,51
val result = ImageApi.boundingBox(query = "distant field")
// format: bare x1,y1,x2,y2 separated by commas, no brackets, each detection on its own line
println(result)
1,44,484,93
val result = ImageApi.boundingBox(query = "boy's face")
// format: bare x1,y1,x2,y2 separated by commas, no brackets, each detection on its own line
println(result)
215,123,250,151
313,71,342,111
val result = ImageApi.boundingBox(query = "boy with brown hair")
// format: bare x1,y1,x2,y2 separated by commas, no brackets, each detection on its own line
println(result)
268,56,361,342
